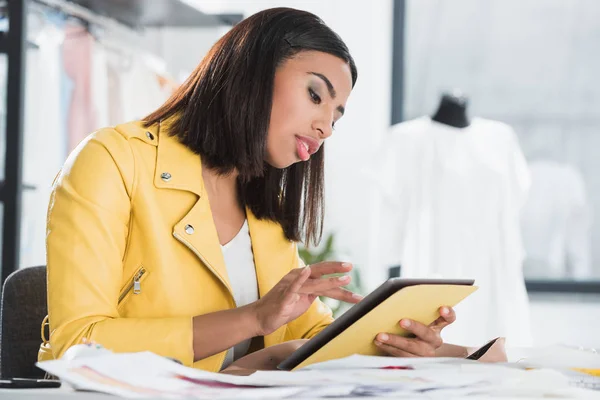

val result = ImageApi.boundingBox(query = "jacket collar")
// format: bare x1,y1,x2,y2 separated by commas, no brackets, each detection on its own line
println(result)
154,119,205,197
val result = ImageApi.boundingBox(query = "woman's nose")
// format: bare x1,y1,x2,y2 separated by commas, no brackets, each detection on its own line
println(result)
314,121,333,139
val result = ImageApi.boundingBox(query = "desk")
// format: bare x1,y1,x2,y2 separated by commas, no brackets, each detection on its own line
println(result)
0,388,109,399
0,388,593,400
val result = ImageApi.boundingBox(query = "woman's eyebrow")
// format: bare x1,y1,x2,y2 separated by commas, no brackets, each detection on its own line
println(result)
308,72,345,116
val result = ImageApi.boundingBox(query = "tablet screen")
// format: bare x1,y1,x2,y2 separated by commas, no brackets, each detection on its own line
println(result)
277,278,474,371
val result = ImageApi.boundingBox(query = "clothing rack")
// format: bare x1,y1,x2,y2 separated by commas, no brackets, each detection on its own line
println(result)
0,0,241,286
0,0,27,285
32,0,130,32
33,0,243,30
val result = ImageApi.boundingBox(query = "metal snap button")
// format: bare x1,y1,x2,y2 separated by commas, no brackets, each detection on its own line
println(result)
185,224,195,235
161,172,172,182
146,131,154,140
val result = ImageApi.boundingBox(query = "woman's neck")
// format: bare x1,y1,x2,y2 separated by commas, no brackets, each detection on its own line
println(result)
201,163,239,198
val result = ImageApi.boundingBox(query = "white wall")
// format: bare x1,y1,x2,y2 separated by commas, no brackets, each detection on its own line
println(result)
141,27,228,82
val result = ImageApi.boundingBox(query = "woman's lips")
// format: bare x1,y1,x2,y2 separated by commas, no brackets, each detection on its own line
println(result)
296,135,320,154
296,136,310,161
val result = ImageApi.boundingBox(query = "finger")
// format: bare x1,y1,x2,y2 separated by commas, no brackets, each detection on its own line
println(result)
308,262,353,278
288,267,311,294
374,340,415,357
429,306,456,331
398,319,443,348
375,333,436,357
280,266,306,285
314,287,363,303
298,275,351,294
373,339,419,357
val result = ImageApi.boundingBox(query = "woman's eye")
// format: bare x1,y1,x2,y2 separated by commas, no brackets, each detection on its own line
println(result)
309,88,321,104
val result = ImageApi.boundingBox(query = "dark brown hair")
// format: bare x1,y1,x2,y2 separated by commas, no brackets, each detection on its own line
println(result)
144,7,357,246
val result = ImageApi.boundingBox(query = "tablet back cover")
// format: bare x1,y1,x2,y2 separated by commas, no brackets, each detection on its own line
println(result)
292,284,478,370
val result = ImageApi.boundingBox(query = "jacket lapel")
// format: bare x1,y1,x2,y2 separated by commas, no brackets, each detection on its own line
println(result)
152,121,234,299
247,210,300,298
247,210,299,346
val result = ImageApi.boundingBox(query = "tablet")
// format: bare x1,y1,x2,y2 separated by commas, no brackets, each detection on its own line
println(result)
277,278,477,371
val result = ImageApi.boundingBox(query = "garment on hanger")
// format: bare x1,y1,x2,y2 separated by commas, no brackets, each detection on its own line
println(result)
520,160,592,279
63,21,96,153
96,38,173,124
369,116,532,347
91,40,110,128
103,50,127,125
115,57,171,122
20,17,64,269
12,9,174,271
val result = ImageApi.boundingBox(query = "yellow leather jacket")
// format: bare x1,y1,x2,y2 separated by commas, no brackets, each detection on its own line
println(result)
38,120,333,372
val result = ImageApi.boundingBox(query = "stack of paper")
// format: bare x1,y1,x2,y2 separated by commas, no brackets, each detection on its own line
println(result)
506,345,600,391
37,351,598,398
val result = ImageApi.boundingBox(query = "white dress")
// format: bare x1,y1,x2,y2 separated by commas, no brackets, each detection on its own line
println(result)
369,116,532,347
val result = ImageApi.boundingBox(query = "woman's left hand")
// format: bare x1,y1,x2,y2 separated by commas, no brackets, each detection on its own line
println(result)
374,306,456,357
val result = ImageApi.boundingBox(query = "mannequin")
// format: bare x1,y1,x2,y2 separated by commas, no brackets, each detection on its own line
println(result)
431,91,470,128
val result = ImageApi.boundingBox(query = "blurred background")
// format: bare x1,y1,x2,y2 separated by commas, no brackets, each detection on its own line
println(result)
0,0,598,349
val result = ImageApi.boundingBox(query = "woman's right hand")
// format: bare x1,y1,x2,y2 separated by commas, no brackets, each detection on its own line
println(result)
250,262,362,336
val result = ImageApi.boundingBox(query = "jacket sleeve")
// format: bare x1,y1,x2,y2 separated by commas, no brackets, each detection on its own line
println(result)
284,248,335,340
46,129,194,365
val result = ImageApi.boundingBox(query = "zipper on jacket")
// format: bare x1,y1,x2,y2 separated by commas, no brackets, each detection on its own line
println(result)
118,267,146,304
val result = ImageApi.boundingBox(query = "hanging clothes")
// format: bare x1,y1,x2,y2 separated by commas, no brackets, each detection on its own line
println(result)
118,58,171,121
105,54,125,125
91,40,110,128
20,17,64,269
520,160,592,279
369,116,532,347
63,21,96,153
12,10,173,271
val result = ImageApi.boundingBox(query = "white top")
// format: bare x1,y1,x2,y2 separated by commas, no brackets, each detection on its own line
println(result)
520,160,592,279
368,116,532,346
219,220,259,370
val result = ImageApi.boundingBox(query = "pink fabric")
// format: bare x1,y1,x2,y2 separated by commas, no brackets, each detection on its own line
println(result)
63,23,95,152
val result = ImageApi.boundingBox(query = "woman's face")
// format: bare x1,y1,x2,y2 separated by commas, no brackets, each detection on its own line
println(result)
265,51,353,168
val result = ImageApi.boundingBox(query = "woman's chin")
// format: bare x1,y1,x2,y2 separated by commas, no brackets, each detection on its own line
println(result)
264,156,300,169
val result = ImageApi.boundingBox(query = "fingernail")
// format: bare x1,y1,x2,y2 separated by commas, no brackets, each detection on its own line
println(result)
379,333,389,342
337,276,350,282
352,293,364,300
374,340,382,346
342,262,352,268
401,319,411,328
441,307,449,316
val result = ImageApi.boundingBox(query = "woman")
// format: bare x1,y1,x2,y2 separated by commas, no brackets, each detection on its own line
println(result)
38,8,468,373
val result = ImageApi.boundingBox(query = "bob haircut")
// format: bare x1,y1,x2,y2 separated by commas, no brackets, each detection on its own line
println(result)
144,7,358,246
